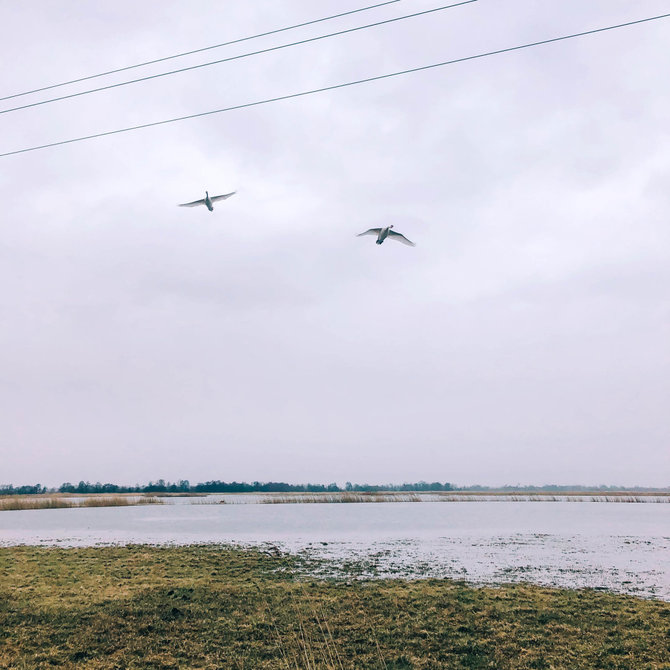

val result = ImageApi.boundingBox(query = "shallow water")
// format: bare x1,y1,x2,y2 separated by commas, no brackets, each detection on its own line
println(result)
1,501,668,600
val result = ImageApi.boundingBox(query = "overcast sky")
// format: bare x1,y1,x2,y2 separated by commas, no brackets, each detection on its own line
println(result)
1,0,668,488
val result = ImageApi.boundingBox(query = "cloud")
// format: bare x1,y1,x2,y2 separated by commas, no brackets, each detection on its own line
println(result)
1,0,668,486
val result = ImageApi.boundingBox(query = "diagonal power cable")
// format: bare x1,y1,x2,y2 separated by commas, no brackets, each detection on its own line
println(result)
0,1,477,116
0,0,403,102
2,12,669,159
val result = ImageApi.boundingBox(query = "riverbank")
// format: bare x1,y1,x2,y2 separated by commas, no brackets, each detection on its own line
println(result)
1,545,668,669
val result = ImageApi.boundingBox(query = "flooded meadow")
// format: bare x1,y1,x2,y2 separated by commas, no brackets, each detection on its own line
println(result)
2,494,669,600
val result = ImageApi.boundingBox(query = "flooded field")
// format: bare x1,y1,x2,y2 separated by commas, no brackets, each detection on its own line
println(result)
1,497,669,600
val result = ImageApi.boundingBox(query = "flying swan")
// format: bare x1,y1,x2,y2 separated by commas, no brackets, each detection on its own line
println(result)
356,225,415,246
178,191,236,211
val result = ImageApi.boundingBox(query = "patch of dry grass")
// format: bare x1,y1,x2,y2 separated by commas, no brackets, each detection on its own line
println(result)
0,496,164,511
260,492,421,504
80,495,163,507
433,493,670,503
0,498,73,511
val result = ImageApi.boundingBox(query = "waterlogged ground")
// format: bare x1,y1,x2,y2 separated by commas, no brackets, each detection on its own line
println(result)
3,545,670,669
1,499,669,601
287,534,670,601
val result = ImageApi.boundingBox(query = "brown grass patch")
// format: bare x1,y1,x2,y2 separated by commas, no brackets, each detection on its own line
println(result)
0,545,668,669
260,492,421,504
0,496,163,511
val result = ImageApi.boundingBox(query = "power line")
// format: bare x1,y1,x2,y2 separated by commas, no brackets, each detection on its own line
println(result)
2,12,668,160
0,1,477,116
0,0,403,103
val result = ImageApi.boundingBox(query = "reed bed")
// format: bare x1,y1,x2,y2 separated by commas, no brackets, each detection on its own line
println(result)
4,491,668,510
0,498,74,511
433,493,670,503
0,496,164,511
254,491,670,504
259,492,422,504
81,496,163,507
527,495,670,503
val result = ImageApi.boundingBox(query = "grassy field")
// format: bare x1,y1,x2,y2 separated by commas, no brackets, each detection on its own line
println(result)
1,546,669,669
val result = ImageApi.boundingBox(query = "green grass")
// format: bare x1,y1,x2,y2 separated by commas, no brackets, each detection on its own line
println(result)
0,545,668,669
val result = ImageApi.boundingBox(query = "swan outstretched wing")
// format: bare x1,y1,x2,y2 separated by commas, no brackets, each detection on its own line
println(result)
356,228,382,237
388,230,416,246
178,199,206,207
210,191,236,203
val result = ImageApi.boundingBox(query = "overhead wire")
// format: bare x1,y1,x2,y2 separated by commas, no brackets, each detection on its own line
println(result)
2,12,668,160
0,1,477,116
0,0,402,102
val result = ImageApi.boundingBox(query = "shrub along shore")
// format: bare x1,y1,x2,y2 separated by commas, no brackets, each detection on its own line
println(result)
1,545,668,669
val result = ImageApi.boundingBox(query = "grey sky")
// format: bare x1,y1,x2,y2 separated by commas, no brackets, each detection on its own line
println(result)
1,0,668,488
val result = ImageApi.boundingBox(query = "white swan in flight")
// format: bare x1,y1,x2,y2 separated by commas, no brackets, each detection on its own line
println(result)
178,191,236,211
356,225,415,246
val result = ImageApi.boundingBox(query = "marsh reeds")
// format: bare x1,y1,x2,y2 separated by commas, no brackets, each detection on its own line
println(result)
81,495,163,507
433,492,670,503
4,491,668,511
0,496,164,511
0,498,73,511
254,491,670,504
260,492,421,504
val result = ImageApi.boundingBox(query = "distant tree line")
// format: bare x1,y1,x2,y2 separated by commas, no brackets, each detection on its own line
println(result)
0,480,453,495
0,484,49,496
1,480,667,496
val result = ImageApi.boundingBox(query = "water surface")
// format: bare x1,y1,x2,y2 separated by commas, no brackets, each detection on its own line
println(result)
1,500,668,600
